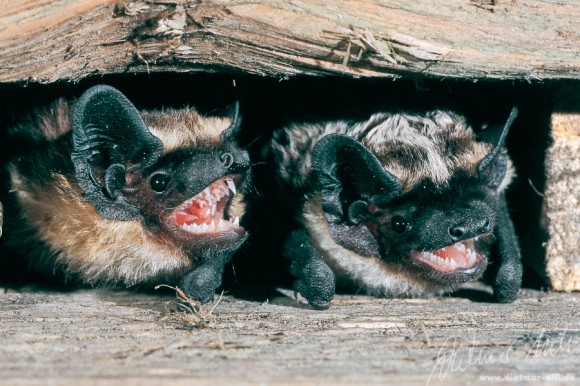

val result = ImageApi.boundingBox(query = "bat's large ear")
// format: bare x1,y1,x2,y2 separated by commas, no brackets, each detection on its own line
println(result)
312,134,403,223
477,107,518,189
220,101,242,142
71,85,163,221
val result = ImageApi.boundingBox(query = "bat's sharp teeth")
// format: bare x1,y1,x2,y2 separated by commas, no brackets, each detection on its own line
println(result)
226,178,237,195
209,221,216,231
450,258,457,269
219,219,225,229
214,184,226,200
469,251,476,264
183,223,199,233
233,216,240,226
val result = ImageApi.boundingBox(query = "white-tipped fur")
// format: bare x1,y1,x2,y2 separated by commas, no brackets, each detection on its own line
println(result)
271,111,514,192
272,110,515,296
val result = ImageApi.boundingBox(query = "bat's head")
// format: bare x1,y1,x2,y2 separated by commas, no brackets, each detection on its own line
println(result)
312,109,518,291
71,85,250,257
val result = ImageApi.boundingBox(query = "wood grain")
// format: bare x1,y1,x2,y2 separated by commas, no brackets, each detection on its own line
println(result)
0,285,579,384
545,113,580,291
0,0,578,83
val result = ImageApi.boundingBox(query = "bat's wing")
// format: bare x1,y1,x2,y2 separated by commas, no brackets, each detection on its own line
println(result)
491,193,523,303
476,107,523,301
286,229,336,310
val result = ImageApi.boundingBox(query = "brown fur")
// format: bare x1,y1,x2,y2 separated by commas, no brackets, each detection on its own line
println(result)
10,170,191,285
142,109,233,153
6,99,244,287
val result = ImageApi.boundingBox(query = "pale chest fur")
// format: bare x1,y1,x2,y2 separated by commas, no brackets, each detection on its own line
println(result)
302,195,441,297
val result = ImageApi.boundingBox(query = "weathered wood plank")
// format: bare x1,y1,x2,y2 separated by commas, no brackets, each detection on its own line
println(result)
545,112,580,291
0,286,579,385
0,0,578,83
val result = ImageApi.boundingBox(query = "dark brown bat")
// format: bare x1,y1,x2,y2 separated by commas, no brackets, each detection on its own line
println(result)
3,85,250,302
269,108,522,309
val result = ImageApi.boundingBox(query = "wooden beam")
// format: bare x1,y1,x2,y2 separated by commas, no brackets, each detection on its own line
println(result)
0,0,578,83
1,287,579,384
545,112,580,291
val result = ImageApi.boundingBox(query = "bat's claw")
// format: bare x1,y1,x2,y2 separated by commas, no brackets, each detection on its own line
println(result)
293,278,333,311
179,268,220,305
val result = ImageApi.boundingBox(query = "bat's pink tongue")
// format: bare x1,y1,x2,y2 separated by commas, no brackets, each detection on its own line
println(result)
413,239,480,272
179,199,214,223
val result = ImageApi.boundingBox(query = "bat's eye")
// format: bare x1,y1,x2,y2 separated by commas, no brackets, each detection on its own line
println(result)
150,173,170,192
391,216,410,234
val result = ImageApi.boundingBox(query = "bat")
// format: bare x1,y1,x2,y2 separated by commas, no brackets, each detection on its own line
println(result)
269,107,522,309
3,85,250,302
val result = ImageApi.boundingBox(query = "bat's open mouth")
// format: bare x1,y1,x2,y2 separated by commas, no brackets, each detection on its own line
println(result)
173,175,243,235
412,238,483,273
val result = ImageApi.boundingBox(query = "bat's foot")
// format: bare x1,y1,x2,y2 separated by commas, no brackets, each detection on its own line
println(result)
286,230,336,310
492,259,522,303
492,280,519,303
293,259,335,310
493,290,517,304
179,265,223,304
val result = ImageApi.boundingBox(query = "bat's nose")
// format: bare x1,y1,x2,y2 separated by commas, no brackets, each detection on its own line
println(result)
221,152,234,168
448,217,492,242
221,150,250,174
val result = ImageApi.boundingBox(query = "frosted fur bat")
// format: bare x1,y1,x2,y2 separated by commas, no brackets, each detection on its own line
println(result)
269,108,522,309
3,85,250,302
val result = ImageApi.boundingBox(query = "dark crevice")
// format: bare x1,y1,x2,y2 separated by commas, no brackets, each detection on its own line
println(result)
0,73,566,292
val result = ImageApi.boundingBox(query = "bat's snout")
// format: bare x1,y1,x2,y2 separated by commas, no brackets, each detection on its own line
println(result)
221,150,250,175
448,216,492,242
